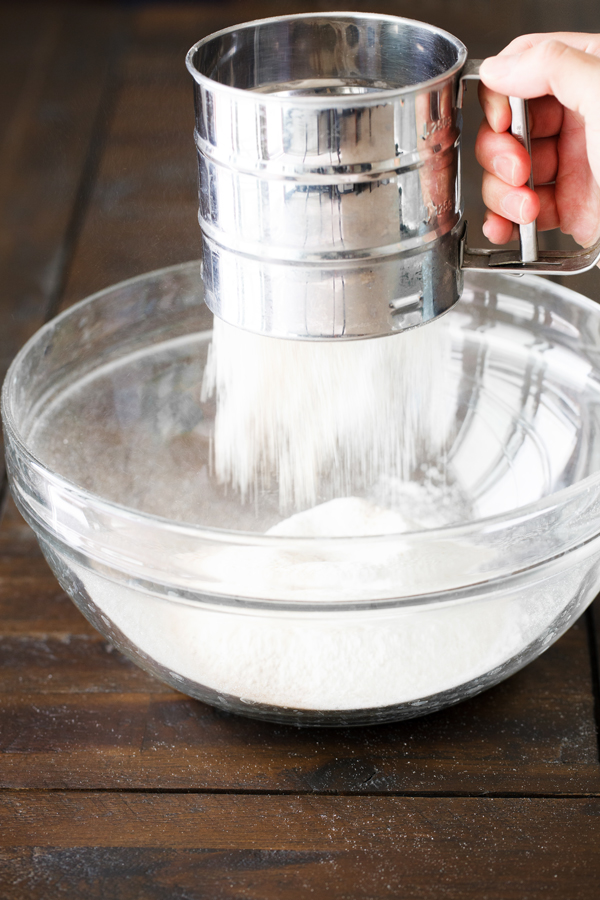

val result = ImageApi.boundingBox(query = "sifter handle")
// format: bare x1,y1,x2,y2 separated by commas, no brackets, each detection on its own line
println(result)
508,97,538,263
458,58,600,274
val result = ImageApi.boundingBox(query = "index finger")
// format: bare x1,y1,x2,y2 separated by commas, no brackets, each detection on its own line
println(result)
477,82,511,133
497,32,600,57
477,32,600,132
478,84,564,136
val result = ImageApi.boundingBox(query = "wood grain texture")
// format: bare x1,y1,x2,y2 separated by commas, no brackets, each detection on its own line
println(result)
2,3,600,898
0,4,123,375
0,496,47,560
2,794,600,898
0,7,53,138
59,6,202,307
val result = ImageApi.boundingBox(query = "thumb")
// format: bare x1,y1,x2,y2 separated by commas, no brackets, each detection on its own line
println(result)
480,40,600,187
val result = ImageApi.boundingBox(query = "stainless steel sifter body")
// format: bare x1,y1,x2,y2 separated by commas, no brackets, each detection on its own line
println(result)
186,12,600,340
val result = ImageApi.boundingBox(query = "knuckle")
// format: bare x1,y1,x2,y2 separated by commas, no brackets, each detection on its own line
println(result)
538,39,570,63
586,36,600,58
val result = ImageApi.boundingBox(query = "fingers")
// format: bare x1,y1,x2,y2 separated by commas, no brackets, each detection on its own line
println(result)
477,33,600,251
530,137,559,185
495,32,600,57
477,36,585,134
480,35,600,136
481,172,539,225
475,121,530,184
482,185,561,245
482,213,517,244
478,86,564,137
477,82,511,134
481,175,558,231
525,95,564,139
479,40,600,115
476,122,559,185
477,126,559,244
480,39,600,192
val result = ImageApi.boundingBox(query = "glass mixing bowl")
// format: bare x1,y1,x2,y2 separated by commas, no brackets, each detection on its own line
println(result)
4,261,600,726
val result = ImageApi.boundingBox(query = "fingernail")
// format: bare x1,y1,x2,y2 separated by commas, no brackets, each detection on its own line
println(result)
482,219,493,240
480,54,520,81
500,190,528,222
493,155,518,183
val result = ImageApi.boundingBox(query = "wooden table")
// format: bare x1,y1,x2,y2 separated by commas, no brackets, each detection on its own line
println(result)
2,3,600,896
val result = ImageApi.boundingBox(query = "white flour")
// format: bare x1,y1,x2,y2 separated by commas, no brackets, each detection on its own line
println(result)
68,324,578,712
72,496,574,711
201,317,451,511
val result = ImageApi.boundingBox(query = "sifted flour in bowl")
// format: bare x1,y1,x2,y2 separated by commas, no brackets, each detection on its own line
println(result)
72,495,573,712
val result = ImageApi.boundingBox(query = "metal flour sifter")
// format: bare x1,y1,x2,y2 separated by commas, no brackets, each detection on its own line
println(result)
186,12,600,340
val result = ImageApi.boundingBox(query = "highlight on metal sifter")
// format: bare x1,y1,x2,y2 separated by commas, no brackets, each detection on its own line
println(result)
186,12,600,340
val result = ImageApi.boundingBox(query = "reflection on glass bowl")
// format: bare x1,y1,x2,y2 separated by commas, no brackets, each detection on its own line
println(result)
4,262,600,725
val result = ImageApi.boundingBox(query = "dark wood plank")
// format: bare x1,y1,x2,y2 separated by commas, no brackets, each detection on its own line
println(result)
0,692,152,754
0,634,175,695
0,5,124,376
2,794,600,899
59,7,204,308
0,7,54,137
0,567,96,637
2,734,599,794
0,496,45,560
588,598,600,741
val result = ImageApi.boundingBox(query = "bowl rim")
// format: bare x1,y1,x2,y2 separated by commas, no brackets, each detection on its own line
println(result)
3,260,600,553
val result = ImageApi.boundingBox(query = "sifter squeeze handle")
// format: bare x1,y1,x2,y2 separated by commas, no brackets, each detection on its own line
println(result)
508,97,539,263
459,59,600,274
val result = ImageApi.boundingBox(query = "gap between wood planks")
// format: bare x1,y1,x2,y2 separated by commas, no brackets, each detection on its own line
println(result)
3,787,600,799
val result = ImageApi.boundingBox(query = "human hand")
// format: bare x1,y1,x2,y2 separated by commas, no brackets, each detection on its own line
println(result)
475,33,600,252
